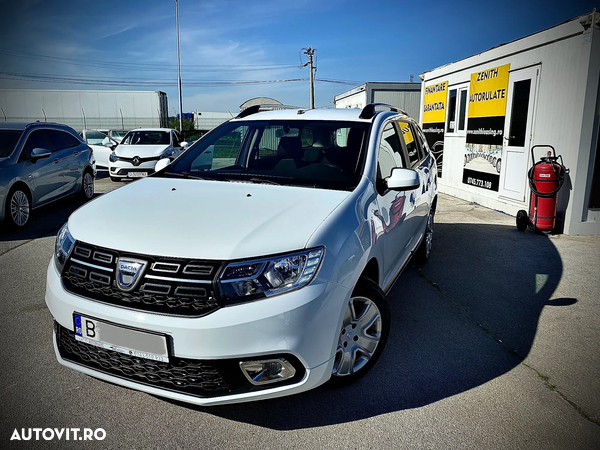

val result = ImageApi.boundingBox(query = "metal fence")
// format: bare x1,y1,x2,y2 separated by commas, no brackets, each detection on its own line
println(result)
1,115,166,133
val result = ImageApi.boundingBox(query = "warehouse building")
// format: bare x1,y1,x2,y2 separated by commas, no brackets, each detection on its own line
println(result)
419,10,600,235
334,82,421,120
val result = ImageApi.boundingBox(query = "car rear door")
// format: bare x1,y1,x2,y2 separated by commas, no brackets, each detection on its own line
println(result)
397,120,431,245
45,129,81,194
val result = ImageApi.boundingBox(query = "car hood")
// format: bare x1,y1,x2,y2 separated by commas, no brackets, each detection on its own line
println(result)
68,177,349,260
115,144,169,157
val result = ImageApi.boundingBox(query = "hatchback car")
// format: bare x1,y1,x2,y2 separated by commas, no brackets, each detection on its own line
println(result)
0,122,95,229
108,128,186,181
45,104,437,405
80,129,118,170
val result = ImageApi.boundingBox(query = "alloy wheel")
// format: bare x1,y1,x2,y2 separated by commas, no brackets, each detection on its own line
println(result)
10,190,30,227
332,296,383,377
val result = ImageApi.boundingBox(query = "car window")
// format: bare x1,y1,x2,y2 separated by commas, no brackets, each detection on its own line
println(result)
0,130,23,158
411,124,428,161
45,129,69,151
170,120,368,191
85,130,108,145
378,122,405,180
63,131,82,148
24,130,52,154
122,131,170,145
398,121,420,167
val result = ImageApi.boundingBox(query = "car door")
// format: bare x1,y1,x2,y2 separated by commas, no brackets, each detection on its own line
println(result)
45,129,80,194
373,120,415,289
397,120,431,246
19,129,62,206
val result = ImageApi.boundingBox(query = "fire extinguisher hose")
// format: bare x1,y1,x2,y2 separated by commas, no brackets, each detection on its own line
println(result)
527,158,566,198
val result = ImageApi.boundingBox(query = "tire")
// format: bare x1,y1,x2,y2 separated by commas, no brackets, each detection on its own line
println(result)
328,277,390,387
413,205,435,263
496,159,502,173
516,210,529,231
5,187,31,229
78,170,94,201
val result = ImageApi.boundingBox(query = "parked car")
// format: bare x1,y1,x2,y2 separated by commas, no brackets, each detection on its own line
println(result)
45,104,437,405
0,122,95,228
108,128,186,181
80,130,118,169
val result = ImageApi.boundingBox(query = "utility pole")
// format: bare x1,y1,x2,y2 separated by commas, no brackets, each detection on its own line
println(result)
175,0,183,133
302,46,316,109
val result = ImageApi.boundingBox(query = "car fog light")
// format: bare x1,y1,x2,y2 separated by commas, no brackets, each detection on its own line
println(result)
240,358,296,385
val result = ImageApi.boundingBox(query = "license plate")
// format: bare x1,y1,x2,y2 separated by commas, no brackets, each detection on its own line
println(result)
74,314,169,362
128,172,148,178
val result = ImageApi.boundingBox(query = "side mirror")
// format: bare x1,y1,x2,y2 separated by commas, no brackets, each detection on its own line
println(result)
386,167,420,191
154,158,171,173
180,141,189,149
30,147,52,161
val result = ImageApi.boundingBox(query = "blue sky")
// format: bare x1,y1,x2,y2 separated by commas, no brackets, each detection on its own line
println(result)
0,0,596,113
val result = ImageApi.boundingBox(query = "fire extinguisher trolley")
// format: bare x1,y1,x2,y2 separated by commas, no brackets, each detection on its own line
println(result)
516,145,567,233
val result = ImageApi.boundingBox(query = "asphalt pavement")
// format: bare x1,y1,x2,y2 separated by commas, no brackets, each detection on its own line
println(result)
0,175,598,449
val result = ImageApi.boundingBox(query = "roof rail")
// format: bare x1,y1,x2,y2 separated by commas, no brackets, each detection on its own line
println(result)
359,103,407,120
236,103,302,119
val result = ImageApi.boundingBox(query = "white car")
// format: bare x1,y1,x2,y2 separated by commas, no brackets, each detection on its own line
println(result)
108,128,186,181
46,104,437,405
80,130,118,170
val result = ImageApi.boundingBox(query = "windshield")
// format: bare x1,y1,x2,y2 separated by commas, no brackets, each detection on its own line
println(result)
0,130,24,157
122,130,170,145
165,120,368,191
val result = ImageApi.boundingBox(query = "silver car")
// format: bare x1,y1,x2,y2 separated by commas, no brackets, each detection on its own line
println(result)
0,122,96,228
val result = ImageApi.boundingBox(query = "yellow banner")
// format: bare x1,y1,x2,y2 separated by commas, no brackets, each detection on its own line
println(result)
468,64,510,118
422,81,448,123
398,122,414,145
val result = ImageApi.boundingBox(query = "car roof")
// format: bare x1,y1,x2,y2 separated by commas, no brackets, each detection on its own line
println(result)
127,128,173,132
0,121,78,132
231,108,373,123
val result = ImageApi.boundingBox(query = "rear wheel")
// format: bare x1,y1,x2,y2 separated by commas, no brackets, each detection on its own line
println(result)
78,170,94,201
414,206,435,263
328,277,390,387
6,187,31,228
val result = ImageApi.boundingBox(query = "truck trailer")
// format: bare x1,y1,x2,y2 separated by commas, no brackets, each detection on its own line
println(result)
0,89,169,132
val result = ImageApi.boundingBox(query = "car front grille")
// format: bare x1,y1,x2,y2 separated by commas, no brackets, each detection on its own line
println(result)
56,323,249,398
62,243,223,317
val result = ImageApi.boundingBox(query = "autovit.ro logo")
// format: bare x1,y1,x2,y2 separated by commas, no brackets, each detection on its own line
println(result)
10,428,106,441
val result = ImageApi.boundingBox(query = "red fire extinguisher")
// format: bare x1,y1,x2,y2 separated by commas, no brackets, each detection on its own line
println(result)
516,145,567,233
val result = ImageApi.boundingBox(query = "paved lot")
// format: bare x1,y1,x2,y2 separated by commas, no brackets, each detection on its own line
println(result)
1,174,599,449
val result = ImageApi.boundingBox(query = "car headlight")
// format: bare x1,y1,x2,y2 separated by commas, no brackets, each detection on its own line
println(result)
109,152,118,163
54,223,75,274
218,247,324,305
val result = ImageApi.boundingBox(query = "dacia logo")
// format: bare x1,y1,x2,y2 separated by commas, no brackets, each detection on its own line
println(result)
116,258,147,292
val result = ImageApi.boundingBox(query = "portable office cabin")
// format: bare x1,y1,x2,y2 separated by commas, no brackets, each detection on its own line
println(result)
420,11,600,235
334,82,422,120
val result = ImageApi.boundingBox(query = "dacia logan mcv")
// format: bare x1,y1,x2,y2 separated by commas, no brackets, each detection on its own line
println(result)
46,104,437,405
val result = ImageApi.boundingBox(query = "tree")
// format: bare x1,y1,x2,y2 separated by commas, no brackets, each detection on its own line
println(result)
168,116,195,131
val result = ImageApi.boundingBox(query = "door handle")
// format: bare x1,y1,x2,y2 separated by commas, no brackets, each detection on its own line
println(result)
73,151,79,156
53,158,60,164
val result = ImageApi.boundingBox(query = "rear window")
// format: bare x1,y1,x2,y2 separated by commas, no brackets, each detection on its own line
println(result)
0,130,23,157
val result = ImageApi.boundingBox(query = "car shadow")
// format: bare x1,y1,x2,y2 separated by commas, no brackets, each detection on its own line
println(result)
0,193,102,243
172,222,568,429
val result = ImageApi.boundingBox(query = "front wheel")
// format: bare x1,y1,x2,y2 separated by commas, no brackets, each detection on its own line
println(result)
328,277,390,387
6,187,31,228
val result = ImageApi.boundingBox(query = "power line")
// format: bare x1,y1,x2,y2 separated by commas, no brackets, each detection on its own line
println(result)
0,71,310,87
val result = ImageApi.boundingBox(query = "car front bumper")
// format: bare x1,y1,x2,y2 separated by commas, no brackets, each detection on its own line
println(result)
45,260,349,405
108,159,158,178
